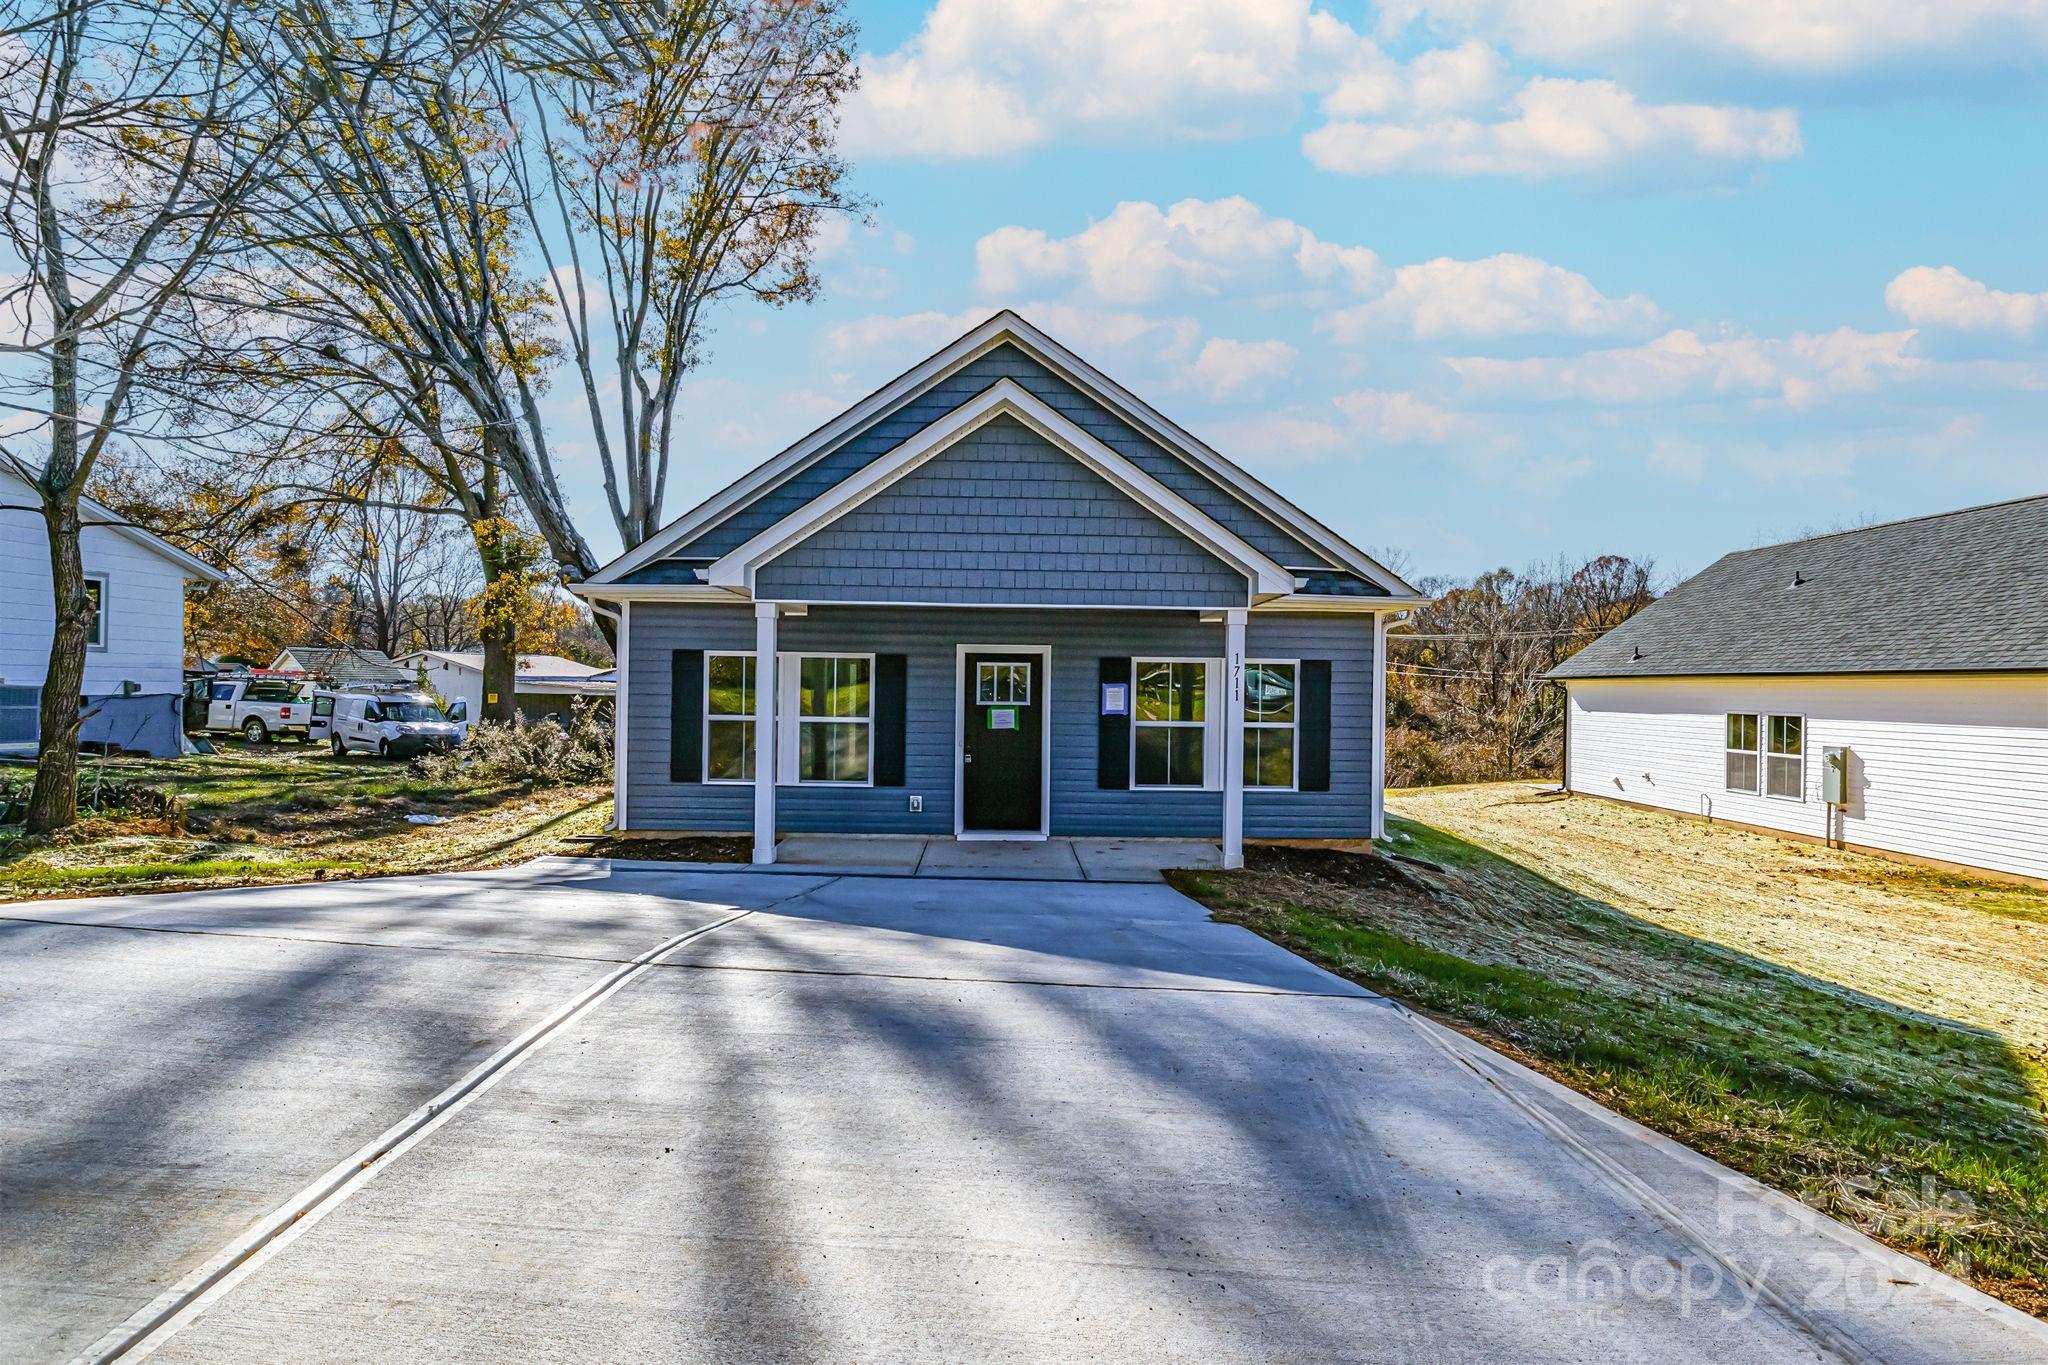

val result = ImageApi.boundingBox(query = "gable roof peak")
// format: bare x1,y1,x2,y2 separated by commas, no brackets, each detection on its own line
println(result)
584,310,1418,599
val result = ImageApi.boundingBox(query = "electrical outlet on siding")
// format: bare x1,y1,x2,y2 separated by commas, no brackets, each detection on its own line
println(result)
908,794,922,813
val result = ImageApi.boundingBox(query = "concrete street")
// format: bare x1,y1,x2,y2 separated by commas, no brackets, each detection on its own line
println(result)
2,858,2039,1362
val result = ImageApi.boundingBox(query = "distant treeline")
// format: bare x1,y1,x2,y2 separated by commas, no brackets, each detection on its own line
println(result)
1387,555,1658,787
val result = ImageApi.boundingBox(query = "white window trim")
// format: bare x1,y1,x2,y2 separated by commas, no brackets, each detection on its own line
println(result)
778,651,877,788
953,643,1053,840
1724,711,1760,795
702,651,759,786
84,573,108,650
1130,656,1224,792
1764,712,1806,803
1244,657,1300,793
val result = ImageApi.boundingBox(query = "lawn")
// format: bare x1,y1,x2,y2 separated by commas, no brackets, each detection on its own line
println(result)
1166,781,2048,1318
0,742,610,900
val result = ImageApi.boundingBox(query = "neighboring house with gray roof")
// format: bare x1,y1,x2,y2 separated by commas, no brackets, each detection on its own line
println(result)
1550,494,2048,884
575,311,1427,867
270,646,411,688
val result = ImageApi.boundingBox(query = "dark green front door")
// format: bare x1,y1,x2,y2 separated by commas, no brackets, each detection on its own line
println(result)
961,652,1043,833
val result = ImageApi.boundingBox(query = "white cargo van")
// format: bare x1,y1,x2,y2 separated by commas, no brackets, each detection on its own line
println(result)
311,688,465,758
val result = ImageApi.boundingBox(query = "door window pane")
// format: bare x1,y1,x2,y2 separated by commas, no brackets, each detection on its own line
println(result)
976,661,1030,705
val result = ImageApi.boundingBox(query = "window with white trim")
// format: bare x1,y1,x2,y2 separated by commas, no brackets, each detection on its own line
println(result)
84,575,107,649
1244,660,1297,789
704,653,756,782
1133,658,1212,788
1724,712,1758,793
793,654,871,784
976,660,1030,705
1766,714,1804,800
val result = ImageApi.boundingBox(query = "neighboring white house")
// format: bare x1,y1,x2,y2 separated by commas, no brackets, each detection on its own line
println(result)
393,649,613,724
1550,495,2048,885
1,455,224,751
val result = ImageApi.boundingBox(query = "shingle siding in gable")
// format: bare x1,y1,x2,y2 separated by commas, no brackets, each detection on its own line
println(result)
669,343,1328,567
752,414,1248,607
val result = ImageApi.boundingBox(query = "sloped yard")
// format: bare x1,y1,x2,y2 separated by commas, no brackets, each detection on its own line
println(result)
1168,782,2048,1316
0,747,608,900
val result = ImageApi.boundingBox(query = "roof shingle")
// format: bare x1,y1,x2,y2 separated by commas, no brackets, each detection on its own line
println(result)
1550,494,2048,679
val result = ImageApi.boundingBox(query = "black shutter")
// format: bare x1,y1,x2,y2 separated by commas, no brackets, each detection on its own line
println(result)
1299,659,1332,792
874,653,907,786
670,649,703,782
1097,656,1131,789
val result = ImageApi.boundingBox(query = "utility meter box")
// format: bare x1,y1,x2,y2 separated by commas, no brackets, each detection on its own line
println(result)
1822,746,1849,805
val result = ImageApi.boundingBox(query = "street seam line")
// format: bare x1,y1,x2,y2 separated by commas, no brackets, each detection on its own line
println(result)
70,906,760,1365
1399,1004,1880,1365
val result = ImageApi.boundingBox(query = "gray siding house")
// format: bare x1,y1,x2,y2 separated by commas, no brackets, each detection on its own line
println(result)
576,312,1425,866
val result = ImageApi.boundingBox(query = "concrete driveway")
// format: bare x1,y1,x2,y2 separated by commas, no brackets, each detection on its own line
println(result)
2,860,2039,1363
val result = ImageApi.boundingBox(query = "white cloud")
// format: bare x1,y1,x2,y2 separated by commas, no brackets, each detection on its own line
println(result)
1305,76,1800,181
1177,337,1297,400
821,303,1201,381
1446,326,1924,407
1334,388,1484,444
1320,253,1662,341
976,197,1381,306
1203,411,1350,464
845,0,1362,158
1381,0,2048,79
1326,40,1508,119
1884,265,2048,338
821,307,1002,363
978,199,1652,343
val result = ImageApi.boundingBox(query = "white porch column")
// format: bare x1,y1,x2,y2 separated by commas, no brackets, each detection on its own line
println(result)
1222,608,1247,870
1371,611,1389,841
753,602,779,865
614,601,630,831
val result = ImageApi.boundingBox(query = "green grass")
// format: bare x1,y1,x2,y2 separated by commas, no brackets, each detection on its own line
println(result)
0,743,608,900
1169,818,2048,1313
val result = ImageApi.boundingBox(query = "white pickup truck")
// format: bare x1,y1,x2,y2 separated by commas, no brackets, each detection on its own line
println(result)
186,675,316,743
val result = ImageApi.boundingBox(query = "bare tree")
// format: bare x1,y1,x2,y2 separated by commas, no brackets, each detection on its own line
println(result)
0,0,296,831
514,0,862,549
1388,556,1659,786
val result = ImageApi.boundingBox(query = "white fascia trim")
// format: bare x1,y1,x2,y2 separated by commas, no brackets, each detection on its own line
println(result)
1253,594,1434,614
582,310,1418,598
588,316,1022,585
705,379,1295,600
568,582,748,604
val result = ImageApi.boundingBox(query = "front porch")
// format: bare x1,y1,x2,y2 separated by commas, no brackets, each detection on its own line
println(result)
770,834,1224,882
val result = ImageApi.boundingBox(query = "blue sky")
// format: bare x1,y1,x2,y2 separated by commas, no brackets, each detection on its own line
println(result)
562,0,2048,583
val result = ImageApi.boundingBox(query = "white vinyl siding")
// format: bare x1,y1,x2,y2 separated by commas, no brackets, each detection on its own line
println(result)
1567,674,2048,882
0,464,193,695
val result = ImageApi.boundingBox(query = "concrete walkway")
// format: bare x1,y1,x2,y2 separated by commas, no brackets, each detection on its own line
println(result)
3,860,2041,1362
770,833,1224,881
